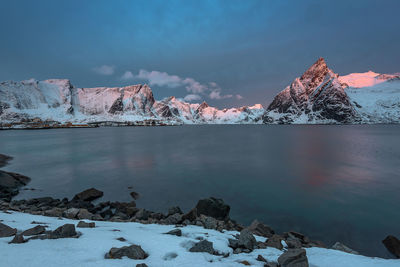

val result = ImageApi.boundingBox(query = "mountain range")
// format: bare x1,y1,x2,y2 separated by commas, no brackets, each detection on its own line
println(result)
1,58,399,125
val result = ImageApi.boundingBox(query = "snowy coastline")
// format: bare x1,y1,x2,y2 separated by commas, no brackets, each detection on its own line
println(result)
1,211,399,267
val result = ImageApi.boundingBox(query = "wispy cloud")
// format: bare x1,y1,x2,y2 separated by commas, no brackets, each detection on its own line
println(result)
124,69,237,101
183,94,202,102
120,71,134,80
93,65,115,75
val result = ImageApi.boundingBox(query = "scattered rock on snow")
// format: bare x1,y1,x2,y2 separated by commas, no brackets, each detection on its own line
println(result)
256,254,267,262
9,233,25,244
0,222,17,237
165,228,182,237
49,224,78,239
136,264,148,267
266,234,284,250
382,235,400,258
77,221,95,228
22,225,46,236
189,240,215,254
278,248,309,267
237,229,257,251
105,244,148,259
77,209,94,220
63,208,80,219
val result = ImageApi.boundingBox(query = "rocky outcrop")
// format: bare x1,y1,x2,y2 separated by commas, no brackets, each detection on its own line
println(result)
0,154,31,202
264,58,358,124
382,235,400,258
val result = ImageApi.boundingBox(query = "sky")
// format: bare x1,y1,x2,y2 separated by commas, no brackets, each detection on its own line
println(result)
0,0,399,108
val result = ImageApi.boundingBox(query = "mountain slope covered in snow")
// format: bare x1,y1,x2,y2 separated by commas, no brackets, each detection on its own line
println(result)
0,79,265,125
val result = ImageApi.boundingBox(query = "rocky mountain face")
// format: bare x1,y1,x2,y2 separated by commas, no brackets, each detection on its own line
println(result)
1,58,399,125
263,58,358,124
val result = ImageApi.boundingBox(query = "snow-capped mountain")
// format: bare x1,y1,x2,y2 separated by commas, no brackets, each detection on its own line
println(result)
263,58,400,124
263,58,357,124
1,58,399,126
0,79,265,125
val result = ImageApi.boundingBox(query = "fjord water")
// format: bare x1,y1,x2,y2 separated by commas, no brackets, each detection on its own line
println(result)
1,125,399,257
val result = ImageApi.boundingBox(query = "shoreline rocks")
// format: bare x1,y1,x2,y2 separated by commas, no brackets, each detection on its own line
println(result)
0,154,31,202
0,183,393,260
382,235,400,258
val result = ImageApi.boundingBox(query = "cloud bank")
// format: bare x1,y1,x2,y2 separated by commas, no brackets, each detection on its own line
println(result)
122,69,240,102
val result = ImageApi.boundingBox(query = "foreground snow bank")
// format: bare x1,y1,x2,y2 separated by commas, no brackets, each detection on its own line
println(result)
0,211,398,267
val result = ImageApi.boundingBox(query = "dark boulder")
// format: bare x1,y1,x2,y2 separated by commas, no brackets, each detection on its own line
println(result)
164,213,183,225
105,244,148,259
0,171,31,202
22,225,46,236
9,233,25,244
266,234,284,250
189,240,215,254
72,188,103,202
195,197,230,220
237,229,257,250
49,224,77,239
130,191,139,200
382,235,400,258
167,206,183,216
247,220,275,238
278,248,309,267
182,208,198,222
77,221,95,228
0,222,17,237
136,264,148,267
164,229,182,237
0,154,12,168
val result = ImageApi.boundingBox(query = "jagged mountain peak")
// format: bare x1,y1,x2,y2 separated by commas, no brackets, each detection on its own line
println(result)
299,57,333,90
265,57,357,123
198,101,209,110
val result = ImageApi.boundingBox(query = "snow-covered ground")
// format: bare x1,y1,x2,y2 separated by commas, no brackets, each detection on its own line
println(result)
1,211,398,267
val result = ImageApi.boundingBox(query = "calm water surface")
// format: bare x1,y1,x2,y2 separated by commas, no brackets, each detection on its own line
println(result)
1,125,399,257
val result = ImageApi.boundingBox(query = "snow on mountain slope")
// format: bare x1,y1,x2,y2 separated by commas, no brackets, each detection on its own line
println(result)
263,58,357,124
345,79,400,123
339,71,400,88
0,79,264,124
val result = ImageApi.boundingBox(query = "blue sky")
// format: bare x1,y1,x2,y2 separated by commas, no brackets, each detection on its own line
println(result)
1,0,399,107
